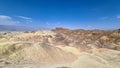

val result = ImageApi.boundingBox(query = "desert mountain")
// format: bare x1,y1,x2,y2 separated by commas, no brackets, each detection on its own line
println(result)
0,25,36,31
0,28,120,68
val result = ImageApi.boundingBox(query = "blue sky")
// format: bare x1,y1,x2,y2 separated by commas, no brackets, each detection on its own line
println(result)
0,0,120,29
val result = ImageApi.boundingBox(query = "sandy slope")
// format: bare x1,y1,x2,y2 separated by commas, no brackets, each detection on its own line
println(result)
0,51,120,68
0,42,120,68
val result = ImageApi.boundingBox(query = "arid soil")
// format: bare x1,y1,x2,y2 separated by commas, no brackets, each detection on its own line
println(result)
0,28,120,68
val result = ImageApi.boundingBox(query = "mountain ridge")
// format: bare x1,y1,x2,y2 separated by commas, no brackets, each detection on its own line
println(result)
0,25,36,32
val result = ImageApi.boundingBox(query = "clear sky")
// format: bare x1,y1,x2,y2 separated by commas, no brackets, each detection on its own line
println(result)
0,0,120,30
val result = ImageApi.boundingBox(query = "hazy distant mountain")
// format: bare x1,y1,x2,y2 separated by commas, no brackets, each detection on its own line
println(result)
0,25,36,32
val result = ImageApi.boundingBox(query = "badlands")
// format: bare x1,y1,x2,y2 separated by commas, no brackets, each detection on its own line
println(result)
0,28,120,68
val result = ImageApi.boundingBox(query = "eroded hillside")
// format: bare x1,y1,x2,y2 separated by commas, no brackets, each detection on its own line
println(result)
0,28,120,68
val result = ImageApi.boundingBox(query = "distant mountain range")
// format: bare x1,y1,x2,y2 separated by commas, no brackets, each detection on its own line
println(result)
0,25,36,32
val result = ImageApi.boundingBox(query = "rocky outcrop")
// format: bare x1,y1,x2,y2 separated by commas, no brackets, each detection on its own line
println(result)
52,28,120,51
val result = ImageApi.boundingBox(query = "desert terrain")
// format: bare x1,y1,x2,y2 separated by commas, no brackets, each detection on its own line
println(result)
0,28,120,68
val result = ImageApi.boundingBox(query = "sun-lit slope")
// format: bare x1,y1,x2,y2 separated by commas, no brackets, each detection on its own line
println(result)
71,52,111,68
71,49,120,68
0,42,76,63
0,42,30,58
56,46,80,55
92,49,120,68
